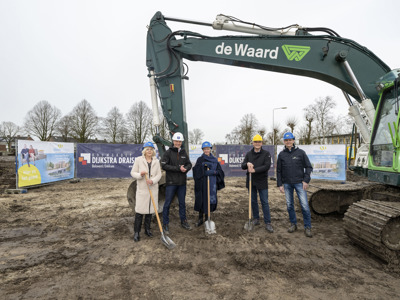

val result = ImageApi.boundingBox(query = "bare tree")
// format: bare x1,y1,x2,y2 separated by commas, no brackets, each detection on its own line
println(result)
267,124,284,145
0,121,20,151
312,96,337,143
102,107,126,144
225,128,241,144
286,116,298,133
301,108,315,144
55,115,73,142
226,113,259,145
23,100,61,141
189,128,204,144
258,127,267,142
333,115,353,134
69,99,99,143
126,101,152,144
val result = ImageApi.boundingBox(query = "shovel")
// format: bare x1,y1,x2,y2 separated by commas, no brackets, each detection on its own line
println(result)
205,169,216,234
244,172,254,231
145,175,176,249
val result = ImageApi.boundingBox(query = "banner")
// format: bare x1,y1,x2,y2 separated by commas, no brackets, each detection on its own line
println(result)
187,144,203,178
76,144,143,178
215,145,275,177
277,145,346,181
347,146,355,159
17,140,74,188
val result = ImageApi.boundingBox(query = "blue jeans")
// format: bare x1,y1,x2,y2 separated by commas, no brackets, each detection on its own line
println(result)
250,186,271,224
163,185,187,225
284,183,311,229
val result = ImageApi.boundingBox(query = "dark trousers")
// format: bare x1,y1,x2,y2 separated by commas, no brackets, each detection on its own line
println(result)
134,213,152,232
163,185,187,225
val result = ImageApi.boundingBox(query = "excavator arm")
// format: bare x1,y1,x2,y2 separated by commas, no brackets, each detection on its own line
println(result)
146,11,391,154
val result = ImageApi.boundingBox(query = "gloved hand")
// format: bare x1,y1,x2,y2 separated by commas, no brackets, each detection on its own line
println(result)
204,170,216,176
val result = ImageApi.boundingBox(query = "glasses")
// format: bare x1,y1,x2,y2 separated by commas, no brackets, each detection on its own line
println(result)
253,141,262,143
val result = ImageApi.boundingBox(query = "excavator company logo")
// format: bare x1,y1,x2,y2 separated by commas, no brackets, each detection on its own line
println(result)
78,153,91,165
215,42,279,59
282,45,311,61
319,146,327,151
190,145,197,151
218,154,228,165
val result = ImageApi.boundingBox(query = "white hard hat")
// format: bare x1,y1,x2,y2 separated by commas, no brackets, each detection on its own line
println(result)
172,132,184,141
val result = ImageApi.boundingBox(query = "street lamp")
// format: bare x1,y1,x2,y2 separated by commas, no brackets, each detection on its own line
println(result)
272,107,287,145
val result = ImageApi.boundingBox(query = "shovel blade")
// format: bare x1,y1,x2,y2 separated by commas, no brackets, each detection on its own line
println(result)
160,232,176,250
244,220,254,231
205,220,216,234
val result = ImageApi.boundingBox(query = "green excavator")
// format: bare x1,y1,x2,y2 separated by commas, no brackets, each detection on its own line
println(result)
139,11,400,264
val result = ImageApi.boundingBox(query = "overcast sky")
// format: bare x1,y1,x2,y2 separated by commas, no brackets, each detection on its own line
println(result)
1,0,399,143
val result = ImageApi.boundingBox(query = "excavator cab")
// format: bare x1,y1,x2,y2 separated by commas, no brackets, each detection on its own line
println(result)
368,80,400,186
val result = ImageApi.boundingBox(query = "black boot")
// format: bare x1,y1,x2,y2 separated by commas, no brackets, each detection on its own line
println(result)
144,214,153,237
195,212,204,227
133,213,143,242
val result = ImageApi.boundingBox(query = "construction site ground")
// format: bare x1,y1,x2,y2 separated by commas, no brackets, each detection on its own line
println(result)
1,157,399,299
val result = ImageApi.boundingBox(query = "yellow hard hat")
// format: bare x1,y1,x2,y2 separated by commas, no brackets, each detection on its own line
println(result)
253,134,263,142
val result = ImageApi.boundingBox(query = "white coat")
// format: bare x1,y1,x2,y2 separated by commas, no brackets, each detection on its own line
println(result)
130,156,162,214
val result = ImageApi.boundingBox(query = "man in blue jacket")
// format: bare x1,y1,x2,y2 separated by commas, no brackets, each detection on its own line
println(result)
277,132,313,237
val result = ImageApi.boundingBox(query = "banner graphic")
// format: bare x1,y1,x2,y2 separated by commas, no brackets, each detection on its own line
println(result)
76,144,142,178
215,145,275,177
277,145,346,181
187,144,203,178
17,140,74,188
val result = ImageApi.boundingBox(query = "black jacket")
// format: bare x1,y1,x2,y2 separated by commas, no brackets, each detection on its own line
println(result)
241,147,271,190
277,146,313,186
161,147,192,186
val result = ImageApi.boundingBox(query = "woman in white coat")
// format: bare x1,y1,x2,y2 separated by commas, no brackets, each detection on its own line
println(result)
130,141,162,242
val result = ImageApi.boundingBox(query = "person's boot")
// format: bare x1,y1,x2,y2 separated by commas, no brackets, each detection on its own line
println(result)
144,214,153,237
163,224,169,235
305,227,312,238
195,212,204,227
265,223,274,233
288,223,298,233
133,213,143,242
181,220,192,230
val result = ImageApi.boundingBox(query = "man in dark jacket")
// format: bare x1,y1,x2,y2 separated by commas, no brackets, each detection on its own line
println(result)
277,132,313,237
241,134,273,233
161,132,192,233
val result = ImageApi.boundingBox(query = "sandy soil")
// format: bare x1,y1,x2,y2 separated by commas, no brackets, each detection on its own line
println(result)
1,173,400,299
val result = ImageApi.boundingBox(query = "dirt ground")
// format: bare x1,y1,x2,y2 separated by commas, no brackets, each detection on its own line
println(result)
1,170,400,299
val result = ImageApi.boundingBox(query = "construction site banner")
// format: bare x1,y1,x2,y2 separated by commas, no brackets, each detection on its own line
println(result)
276,144,346,181
17,140,74,188
215,145,275,177
76,144,143,178
187,144,203,178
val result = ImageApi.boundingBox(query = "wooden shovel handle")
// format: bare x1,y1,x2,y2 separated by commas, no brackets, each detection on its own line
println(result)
207,168,211,218
145,174,163,233
249,173,252,220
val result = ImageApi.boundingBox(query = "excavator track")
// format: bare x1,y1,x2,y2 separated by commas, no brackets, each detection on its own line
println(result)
308,182,383,214
344,200,400,265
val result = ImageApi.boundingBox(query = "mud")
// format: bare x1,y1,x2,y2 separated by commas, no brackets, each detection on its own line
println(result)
1,174,400,299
